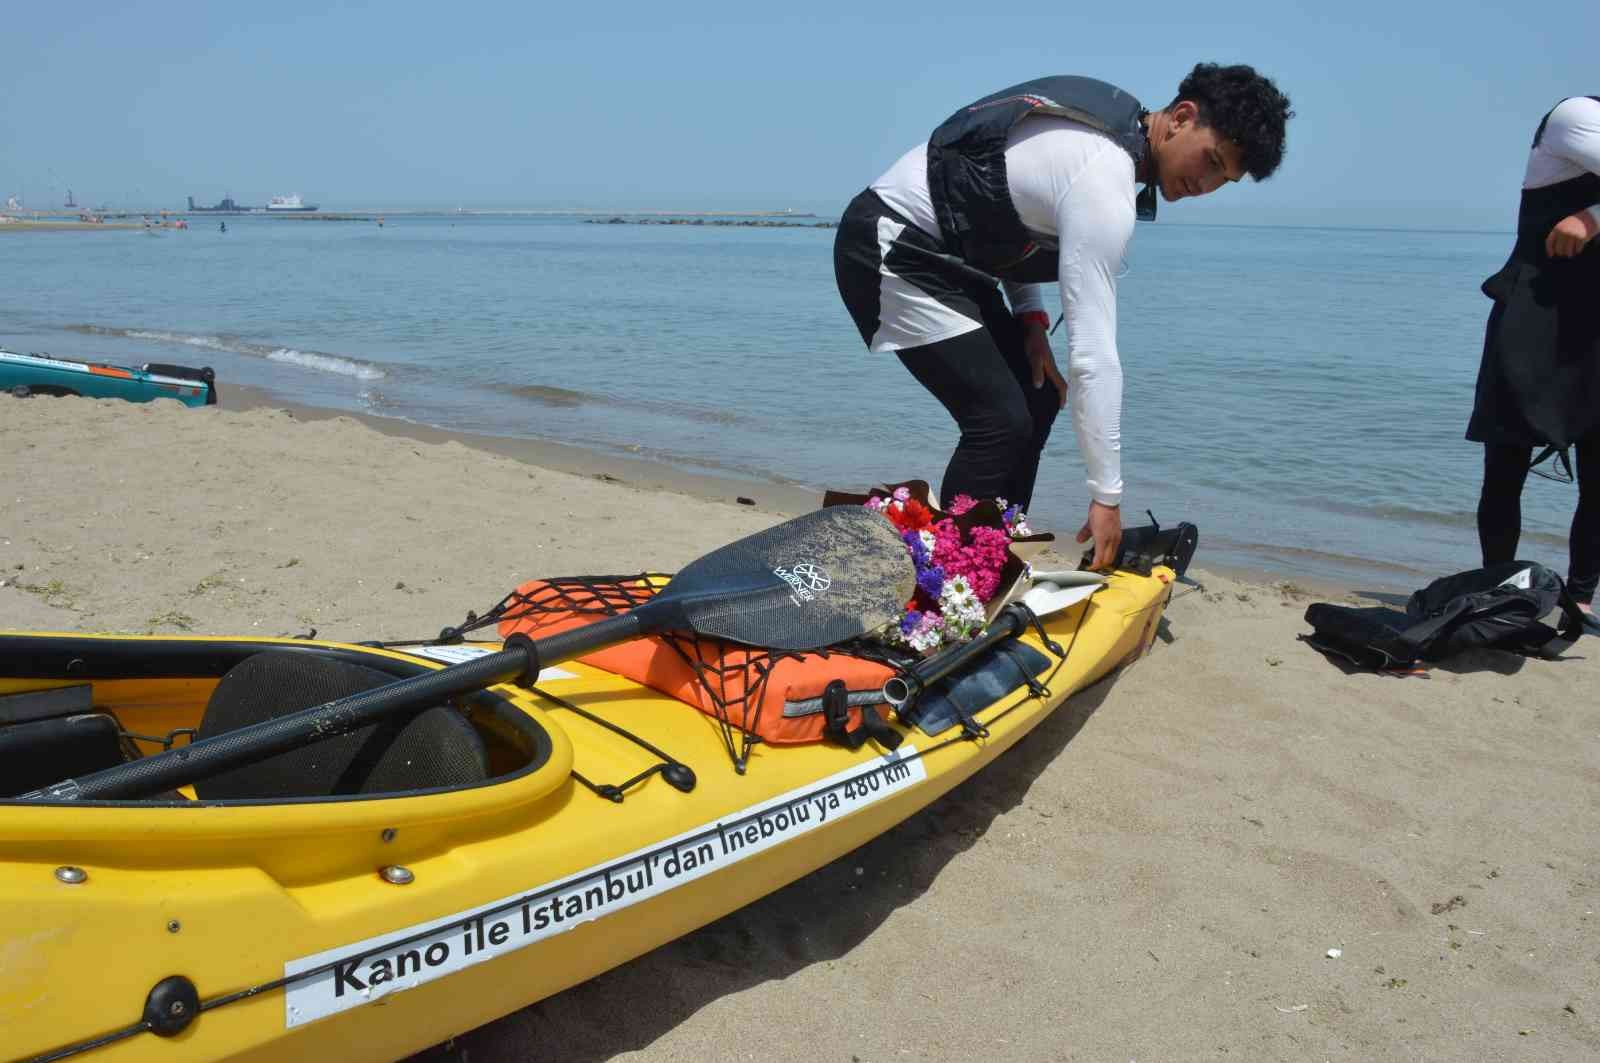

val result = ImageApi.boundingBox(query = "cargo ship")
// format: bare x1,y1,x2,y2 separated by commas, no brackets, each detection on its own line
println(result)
187,195,254,213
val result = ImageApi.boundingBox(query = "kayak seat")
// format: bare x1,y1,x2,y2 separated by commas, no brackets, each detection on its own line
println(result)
192,651,490,801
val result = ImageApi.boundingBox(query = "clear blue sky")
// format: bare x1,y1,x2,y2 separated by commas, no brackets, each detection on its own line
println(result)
3,0,1593,227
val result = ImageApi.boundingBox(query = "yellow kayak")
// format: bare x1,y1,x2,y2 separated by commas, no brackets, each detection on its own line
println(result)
0,561,1171,1062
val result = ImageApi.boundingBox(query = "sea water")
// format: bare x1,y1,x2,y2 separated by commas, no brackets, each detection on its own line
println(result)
0,212,1570,590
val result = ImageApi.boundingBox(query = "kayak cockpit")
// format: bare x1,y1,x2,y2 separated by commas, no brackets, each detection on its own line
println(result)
0,634,558,805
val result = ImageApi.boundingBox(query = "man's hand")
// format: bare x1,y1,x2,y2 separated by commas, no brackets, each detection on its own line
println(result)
1020,319,1068,410
1076,499,1122,571
1546,211,1600,259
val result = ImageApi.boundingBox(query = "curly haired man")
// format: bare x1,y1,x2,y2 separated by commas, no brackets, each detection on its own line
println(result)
835,64,1293,568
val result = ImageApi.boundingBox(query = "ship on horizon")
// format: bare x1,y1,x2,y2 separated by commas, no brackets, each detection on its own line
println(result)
187,195,252,213
266,194,318,212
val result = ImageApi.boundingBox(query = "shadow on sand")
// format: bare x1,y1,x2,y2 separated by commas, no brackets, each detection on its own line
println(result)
407,667,1132,1062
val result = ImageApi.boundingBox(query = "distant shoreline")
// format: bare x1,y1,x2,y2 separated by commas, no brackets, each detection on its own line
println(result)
0,219,141,232
587,216,835,229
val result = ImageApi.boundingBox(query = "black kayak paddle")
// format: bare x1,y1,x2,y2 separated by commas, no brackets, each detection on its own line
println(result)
22,506,914,802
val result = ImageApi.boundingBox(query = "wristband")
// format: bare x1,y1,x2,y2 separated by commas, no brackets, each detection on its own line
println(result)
1016,310,1051,331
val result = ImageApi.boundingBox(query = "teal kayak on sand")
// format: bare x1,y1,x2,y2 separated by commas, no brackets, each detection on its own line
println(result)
0,347,217,407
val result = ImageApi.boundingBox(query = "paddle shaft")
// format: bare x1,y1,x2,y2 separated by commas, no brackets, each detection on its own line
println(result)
21,611,646,802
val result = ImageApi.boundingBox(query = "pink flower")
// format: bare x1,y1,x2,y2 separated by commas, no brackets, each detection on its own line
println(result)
862,491,1019,654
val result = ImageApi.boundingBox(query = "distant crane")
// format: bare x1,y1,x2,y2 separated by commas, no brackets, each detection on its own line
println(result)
64,188,78,209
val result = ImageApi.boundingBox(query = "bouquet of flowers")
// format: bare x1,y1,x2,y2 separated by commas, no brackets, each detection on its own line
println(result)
823,480,1050,655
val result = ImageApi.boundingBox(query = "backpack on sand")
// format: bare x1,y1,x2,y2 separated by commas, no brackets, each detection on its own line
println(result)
1302,560,1587,670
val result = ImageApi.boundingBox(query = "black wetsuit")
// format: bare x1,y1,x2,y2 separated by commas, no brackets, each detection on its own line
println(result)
1468,97,1600,602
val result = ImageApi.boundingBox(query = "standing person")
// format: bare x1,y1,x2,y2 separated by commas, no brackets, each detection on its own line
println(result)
834,64,1292,569
1467,95,1600,627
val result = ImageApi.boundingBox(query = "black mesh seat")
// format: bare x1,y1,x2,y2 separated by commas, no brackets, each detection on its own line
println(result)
192,651,490,800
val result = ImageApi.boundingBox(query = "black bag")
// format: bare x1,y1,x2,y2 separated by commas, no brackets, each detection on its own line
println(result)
1303,560,1587,669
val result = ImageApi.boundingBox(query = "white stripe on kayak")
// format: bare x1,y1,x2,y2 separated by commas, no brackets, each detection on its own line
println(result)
282,743,926,1026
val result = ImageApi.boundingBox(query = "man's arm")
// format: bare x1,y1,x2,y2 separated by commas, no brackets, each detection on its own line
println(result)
1053,146,1136,567
1057,150,1135,505
1540,97,1600,258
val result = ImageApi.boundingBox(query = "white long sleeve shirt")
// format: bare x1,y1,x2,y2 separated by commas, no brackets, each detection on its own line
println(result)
1524,96,1600,228
870,116,1134,506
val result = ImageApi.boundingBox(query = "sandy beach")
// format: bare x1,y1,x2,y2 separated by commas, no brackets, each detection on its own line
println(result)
0,220,142,232
3,393,1597,1061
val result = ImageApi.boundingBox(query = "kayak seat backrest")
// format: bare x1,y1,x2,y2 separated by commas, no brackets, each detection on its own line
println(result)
140,363,213,383
192,651,490,801
0,713,126,798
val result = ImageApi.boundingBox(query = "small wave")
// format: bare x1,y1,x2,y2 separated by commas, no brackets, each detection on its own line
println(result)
1212,538,1433,577
1297,496,1567,546
508,384,588,407
127,329,235,353
666,403,741,426
1310,496,1478,530
357,386,398,412
266,347,385,380
503,382,739,424
61,323,386,381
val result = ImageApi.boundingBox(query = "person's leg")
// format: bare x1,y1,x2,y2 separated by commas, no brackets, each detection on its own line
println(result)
975,299,1060,511
1568,434,1600,606
897,326,1056,510
1477,443,1532,566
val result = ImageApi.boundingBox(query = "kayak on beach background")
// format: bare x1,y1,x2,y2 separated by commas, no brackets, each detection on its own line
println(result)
0,347,216,407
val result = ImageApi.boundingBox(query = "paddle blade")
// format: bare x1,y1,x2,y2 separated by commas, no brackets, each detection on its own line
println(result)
648,506,914,650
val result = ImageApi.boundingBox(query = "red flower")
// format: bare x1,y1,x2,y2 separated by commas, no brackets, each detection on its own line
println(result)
884,498,934,533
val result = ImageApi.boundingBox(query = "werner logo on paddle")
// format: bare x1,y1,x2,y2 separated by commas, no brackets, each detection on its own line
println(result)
773,561,830,605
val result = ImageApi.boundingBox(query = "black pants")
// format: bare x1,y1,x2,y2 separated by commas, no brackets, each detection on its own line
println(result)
1477,437,1600,602
896,306,1061,512
832,187,1060,511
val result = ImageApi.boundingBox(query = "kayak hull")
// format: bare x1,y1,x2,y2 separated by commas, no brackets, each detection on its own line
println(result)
0,348,216,408
0,568,1171,1062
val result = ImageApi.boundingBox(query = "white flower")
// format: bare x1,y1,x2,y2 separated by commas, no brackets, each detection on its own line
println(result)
940,574,979,613
936,576,986,643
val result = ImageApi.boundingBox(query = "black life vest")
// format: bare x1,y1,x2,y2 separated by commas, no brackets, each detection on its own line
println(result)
926,76,1153,284
1467,97,1600,448
1302,561,1586,670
